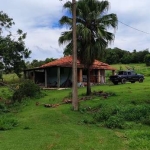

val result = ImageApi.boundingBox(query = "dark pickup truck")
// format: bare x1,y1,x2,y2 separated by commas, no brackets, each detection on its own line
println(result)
109,70,144,85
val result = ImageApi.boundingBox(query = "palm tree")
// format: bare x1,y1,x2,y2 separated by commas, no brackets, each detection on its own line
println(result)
59,0,118,95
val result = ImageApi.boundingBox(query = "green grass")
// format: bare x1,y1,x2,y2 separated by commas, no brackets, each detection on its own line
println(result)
1,69,150,150
111,63,150,77
3,73,19,82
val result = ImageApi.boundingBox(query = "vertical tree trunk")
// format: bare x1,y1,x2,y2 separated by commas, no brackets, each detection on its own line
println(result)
86,67,91,95
72,0,78,110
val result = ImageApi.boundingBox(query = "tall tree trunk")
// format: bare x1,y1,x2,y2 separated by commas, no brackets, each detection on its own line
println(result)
72,0,78,110
86,67,91,95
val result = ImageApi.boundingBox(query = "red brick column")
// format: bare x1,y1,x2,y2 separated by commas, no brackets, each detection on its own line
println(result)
79,68,82,82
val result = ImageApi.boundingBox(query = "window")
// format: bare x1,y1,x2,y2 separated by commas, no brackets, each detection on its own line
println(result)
128,72,131,75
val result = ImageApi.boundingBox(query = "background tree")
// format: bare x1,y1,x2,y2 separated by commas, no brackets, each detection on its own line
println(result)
104,48,150,64
25,58,56,69
44,58,56,64
59,0,118,95
144,54,150,66
0,11,31,77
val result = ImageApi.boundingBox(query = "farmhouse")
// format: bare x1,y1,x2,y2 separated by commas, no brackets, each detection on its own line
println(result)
24,56,116,88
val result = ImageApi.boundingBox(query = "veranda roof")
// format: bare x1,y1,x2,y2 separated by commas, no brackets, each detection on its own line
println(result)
40,56,116,70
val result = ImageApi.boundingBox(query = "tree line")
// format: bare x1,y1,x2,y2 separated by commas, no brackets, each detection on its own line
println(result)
104,47,150,64
25,58,56,69
25,47,150,69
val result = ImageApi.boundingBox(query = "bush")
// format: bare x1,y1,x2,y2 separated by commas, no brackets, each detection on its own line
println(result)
94,105,120,122
121,105,150,122
105,115,125,129
92,104,150,129
0,103,9,113
12,79,41,102
0,116,18,130
141,116,150,126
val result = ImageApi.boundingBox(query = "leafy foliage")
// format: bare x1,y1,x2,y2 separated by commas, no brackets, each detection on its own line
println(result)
0,71,3,80
25,58,56,69
59,0,118,95
12,80,41,102
105,48,149,64
105,115,125,129
88,104,150,129
144,54,150,66
60,0,118,63
0,103,9,114
0,11,31,77
0,116,18,130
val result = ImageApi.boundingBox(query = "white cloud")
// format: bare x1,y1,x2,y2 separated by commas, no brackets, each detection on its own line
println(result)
108,0,150,51
25,27,66,60
0,0,150,60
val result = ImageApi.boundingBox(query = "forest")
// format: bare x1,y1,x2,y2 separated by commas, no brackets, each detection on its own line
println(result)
104,47,150,64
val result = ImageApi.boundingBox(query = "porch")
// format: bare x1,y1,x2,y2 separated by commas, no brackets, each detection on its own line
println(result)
24,67,115,88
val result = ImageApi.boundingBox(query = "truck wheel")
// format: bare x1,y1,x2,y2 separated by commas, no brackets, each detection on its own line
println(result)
139,78,143,83
121,78,126,84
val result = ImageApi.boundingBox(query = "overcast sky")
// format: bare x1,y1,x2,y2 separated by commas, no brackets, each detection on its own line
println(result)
1,0,150,61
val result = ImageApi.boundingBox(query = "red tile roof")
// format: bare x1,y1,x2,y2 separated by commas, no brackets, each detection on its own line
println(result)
40,55,116,70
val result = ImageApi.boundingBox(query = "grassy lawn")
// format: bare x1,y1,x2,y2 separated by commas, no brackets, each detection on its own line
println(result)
0,75,150,149
111,63,150,77
2,73,20,83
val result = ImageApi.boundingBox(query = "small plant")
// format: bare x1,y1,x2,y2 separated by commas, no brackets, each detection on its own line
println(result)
94,105,120,122
105,115,125,129
0,116,18,130
0,103,9,113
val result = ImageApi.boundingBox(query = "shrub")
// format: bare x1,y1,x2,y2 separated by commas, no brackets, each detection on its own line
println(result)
12,79,41,102
121,105,150,122
0,116,18,130
92,104,150,129
94,108,112,122
94,105,120,122
105,115,125,129
0,103,9,113
141,116,150,126
0,103,5,110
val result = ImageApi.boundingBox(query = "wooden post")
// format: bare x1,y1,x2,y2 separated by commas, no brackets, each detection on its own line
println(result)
103,70,106,83
79,68,82,82
100,70,104,84
97,70,100,83
57,67,60,88
45,69,47,87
